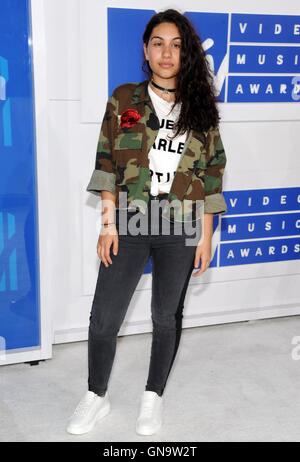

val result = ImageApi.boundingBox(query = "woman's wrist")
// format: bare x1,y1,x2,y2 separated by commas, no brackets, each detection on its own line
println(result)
102,222,115,227
203,213,213,242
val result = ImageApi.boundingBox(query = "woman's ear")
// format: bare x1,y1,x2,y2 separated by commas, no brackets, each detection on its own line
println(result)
143,43,148,61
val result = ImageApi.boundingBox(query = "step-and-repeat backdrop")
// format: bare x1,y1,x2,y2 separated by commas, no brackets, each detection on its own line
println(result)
1,0,300,359
82,3,300,297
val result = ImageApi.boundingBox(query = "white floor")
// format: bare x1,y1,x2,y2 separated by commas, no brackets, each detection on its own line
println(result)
1,315,300,442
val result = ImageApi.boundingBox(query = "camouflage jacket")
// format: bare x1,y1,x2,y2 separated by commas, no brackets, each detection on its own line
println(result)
86,79,228,222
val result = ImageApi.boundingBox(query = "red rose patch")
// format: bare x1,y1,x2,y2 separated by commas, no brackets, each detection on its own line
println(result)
120,109,142,129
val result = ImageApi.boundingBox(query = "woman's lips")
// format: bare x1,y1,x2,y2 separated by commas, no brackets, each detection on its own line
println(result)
159,63,173,68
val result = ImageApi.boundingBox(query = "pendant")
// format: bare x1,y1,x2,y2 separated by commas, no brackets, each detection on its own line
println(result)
161,89,171,101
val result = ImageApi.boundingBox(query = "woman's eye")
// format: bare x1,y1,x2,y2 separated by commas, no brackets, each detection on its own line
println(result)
153,42,180,48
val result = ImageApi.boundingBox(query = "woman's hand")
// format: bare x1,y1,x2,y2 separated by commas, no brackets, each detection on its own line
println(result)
97,224,119,267
192,238,212,277
192,212,213,277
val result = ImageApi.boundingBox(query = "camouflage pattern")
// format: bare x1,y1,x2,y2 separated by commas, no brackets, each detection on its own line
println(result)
86,79,227,222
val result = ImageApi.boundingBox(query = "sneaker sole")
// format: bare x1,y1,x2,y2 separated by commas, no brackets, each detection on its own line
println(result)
66,402,111,435
135,420,162,436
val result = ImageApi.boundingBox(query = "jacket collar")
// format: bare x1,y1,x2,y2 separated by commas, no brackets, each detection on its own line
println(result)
131,79,151,105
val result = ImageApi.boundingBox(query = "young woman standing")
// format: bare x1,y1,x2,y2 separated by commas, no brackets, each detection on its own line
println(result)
67,8,227,437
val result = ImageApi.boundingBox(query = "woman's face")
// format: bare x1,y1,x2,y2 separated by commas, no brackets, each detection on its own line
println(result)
144,22,181,82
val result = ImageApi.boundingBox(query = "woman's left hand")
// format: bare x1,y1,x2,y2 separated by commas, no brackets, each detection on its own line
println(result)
192,239,212,277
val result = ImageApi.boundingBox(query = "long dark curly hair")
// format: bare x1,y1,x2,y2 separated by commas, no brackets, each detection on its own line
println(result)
142,8,220,139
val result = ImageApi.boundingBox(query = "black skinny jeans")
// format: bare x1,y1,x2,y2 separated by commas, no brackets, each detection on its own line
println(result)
88,193,200,397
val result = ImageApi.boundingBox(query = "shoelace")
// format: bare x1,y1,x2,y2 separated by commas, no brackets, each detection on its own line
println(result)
73,396,94,416
140,400,157,418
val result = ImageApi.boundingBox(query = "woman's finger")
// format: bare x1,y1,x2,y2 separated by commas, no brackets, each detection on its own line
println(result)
97,244,102,260
100,245,108,267
193,247,201,269
105,242,113,265
201,258,209,271
112,235,119,256
192,257,210,277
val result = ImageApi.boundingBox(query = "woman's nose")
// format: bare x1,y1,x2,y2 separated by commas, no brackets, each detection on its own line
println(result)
162,47,172,57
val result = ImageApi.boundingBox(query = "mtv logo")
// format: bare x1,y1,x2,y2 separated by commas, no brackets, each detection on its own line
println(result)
108,9,229,101
0,56,12,147
185,12,229,101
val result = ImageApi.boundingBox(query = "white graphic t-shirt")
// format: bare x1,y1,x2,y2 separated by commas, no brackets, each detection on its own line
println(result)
147,83,188,196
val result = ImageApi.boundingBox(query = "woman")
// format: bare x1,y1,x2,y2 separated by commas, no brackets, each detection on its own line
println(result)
67,8,227,436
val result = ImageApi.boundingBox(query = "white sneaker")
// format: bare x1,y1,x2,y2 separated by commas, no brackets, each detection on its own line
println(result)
66,390,110,435
136,391,163,436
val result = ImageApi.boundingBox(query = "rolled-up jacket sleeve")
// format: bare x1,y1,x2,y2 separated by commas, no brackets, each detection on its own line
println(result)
203,126,228,215
86,91,118,196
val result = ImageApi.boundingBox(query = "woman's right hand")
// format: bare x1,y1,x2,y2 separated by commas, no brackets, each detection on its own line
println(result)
97,225,119,267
